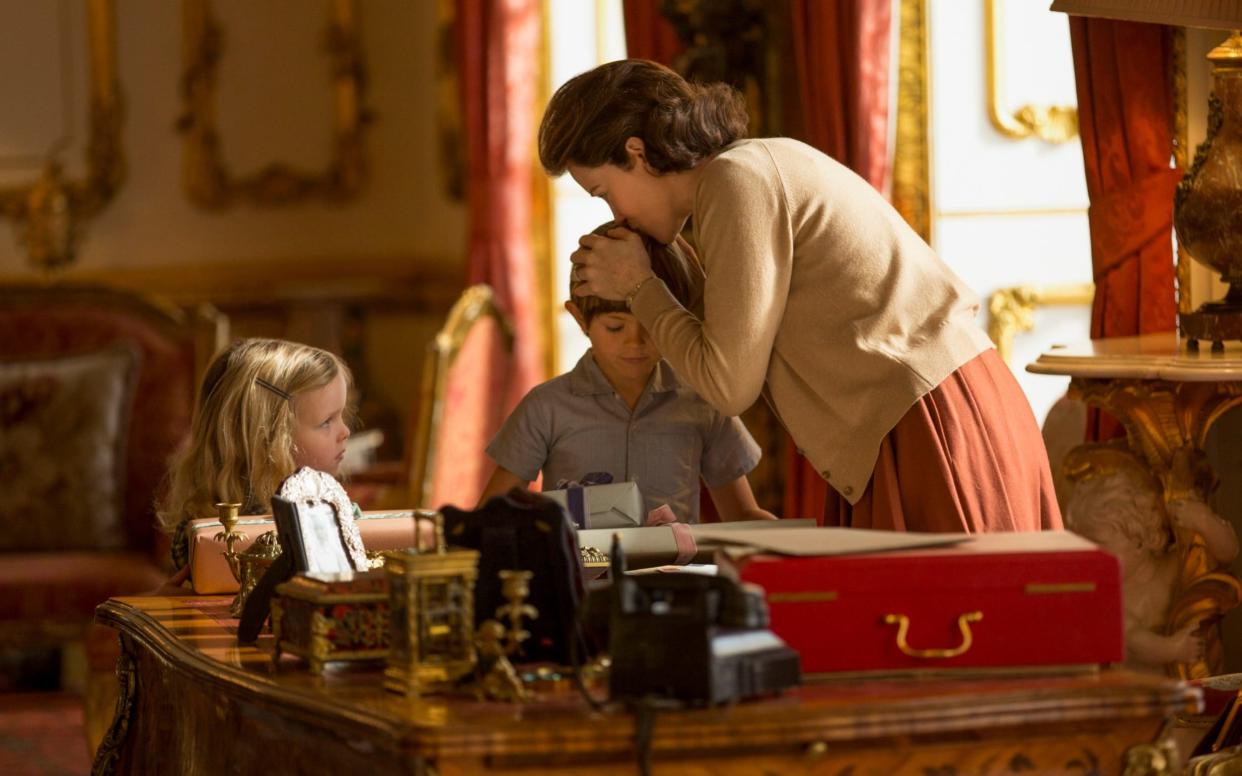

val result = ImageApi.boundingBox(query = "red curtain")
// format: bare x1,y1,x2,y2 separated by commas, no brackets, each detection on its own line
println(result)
458,0,545,410
783,0,894,520
1070,19,1179,440
623,1,685,64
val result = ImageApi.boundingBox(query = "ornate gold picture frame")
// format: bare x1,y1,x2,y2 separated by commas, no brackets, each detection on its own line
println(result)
177,0,372,209
0,0,123,271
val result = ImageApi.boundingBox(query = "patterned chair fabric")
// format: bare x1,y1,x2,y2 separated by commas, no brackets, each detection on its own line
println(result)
0,284,225,635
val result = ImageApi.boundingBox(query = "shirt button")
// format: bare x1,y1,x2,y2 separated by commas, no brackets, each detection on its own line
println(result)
820,470,831,480
843,485,854,496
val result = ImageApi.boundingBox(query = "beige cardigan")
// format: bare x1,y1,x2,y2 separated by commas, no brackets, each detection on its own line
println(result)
630,138,993,505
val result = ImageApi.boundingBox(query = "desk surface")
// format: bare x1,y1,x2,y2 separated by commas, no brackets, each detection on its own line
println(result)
1027,331,1242,381
94,595,1201,775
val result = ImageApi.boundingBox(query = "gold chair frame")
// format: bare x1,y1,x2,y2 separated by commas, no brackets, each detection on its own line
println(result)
408,284,515,508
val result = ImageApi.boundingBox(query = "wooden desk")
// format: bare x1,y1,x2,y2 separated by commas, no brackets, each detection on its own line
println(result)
93,595,1199,776
1029,332,1242,679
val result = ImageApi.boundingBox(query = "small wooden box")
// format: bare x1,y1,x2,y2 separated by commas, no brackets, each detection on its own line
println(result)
271,570,390,673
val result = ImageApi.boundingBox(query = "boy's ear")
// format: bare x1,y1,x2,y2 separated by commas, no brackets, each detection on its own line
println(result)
565,300,588,332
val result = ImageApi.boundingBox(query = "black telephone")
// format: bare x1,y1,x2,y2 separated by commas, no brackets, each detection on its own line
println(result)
582,537,800,706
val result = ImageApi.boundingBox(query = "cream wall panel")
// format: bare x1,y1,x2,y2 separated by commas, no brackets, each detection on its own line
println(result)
0,0,465,276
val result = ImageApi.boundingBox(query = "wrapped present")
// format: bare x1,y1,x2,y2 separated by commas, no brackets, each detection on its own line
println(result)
271,569,390,674
542,479,643,529
189,510,433,594
723,530,1123,675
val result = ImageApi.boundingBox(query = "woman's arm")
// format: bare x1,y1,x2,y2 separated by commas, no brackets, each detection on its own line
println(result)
707,476,778,522
477,466,531,507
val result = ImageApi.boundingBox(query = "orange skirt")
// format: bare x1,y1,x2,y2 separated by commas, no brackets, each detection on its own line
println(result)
823,349,1062,533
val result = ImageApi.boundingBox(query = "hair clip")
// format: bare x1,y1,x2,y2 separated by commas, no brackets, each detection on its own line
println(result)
254,377,292,402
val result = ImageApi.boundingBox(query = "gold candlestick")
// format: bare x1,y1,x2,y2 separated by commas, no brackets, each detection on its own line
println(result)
213,502,247,583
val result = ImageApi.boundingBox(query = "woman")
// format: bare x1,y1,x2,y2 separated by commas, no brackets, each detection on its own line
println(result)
539,59,1060,532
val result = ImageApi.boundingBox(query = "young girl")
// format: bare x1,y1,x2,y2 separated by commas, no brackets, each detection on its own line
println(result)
540,59,1060,532
158,338,354,570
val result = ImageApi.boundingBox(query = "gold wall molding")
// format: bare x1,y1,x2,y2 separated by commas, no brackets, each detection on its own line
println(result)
988,283,1094,363
0,0,123,271
177,0,373,209
984,0,1078,144
893,0,932,243
1173,26,1192,315
938,206,1087,219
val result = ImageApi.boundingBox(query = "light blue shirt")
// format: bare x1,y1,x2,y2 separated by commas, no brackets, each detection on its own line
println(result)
486,352,761,523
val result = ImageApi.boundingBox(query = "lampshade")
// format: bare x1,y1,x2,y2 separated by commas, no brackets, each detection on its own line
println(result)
1049,0,1242,29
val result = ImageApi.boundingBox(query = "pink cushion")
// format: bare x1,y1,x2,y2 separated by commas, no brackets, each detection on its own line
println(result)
0,345,139,551
0,552,165,623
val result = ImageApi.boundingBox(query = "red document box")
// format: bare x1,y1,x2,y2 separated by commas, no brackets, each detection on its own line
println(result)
733,531,1123,674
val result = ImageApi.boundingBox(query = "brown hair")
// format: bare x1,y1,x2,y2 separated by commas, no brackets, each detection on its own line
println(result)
573,222,703,324
539,59,748,176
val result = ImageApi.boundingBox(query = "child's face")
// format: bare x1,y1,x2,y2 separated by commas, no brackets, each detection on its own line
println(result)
291,373,351,475
579,310,660,384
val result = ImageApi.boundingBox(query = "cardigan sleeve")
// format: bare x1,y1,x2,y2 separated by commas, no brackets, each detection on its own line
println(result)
630,151,794,416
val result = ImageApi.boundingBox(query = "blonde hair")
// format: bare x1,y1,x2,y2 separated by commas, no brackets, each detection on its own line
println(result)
157,338,354,533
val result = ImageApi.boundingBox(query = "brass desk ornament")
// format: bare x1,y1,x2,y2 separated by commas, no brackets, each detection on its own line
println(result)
471,570,537,702
383,512,481,696
213,501,247,581
232,532,281,617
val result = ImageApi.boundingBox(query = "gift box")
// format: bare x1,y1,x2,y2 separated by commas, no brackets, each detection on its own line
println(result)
271,569,390,674
189,510,432,594
725,530,1123,675
577,519,817,569
542,480,643,529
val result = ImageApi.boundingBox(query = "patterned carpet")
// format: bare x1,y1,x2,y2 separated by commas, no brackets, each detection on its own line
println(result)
0,693,91,776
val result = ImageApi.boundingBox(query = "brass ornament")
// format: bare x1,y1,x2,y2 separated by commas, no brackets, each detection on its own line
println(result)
0,0,124,272
177,0,372,208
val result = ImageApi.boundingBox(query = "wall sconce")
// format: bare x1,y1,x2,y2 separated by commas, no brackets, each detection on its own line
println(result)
0,1,123,272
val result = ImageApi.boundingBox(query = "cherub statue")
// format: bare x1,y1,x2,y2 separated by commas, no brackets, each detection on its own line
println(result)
473,620,529,702
1064,445,1239,672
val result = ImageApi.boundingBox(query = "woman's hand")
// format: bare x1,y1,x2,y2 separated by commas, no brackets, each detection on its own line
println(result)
570,226,654,301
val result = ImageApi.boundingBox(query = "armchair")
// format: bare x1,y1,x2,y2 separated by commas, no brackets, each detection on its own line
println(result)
0,283,225,743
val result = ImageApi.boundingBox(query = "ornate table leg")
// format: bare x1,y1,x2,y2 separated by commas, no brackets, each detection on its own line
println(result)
1071,377,1242,679
90,632,137,776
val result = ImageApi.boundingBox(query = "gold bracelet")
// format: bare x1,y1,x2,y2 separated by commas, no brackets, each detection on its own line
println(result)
625,276,657,309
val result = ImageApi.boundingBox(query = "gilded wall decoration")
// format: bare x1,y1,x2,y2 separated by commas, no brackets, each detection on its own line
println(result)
0,0,123,271
983,0,1078,144
177,0,373,209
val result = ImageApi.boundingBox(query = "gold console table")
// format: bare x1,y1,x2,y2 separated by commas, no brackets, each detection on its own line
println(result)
1029,332,1242,679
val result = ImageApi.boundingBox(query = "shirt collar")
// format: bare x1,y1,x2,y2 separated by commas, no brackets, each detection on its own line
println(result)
567,351,683,398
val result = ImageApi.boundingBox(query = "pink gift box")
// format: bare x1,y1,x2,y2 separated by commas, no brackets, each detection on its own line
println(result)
188,510,429,594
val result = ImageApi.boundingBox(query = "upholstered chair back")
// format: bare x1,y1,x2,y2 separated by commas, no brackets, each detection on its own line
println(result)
409,284,514,510
0,284,225,555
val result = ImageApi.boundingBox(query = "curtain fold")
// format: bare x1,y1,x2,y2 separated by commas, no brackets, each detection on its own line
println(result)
1070,19,1177,441
458,0,544,412
622,0,685,64
783,0,894,521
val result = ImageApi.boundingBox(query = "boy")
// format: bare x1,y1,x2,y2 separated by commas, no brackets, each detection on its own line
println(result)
480,229,775,523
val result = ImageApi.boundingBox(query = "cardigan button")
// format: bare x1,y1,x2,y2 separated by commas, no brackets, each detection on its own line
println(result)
843,486,854,496
820,470,831,480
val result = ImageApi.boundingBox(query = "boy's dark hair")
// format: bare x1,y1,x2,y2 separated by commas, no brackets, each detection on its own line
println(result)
539,59,748,176
573,222,702,324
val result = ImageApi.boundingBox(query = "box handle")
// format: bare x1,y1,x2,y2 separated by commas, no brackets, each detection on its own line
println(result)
883,611,983,659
